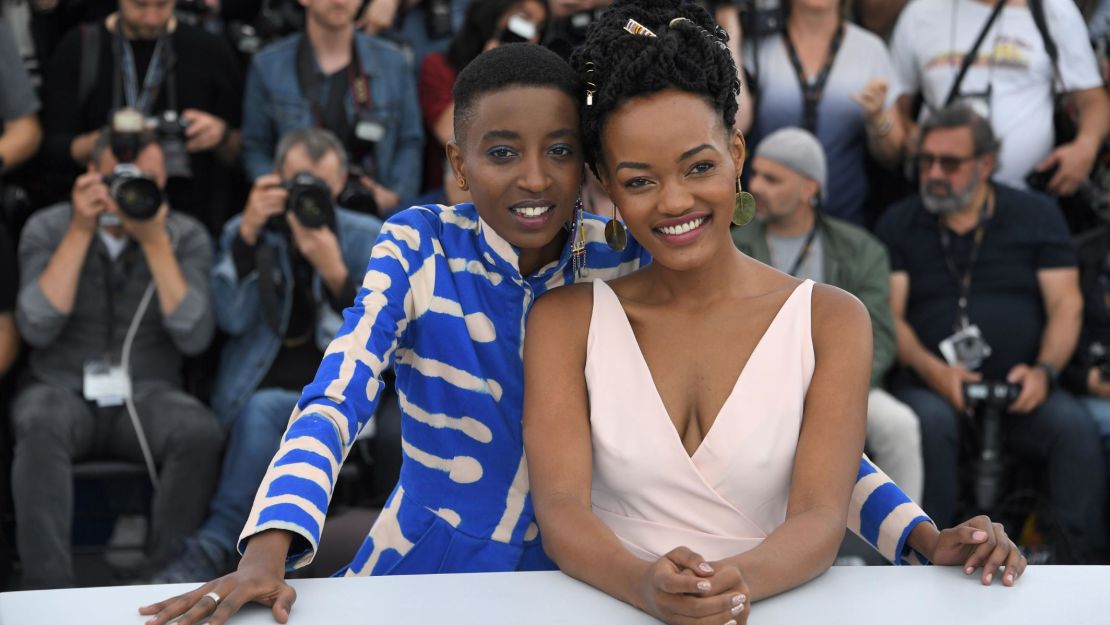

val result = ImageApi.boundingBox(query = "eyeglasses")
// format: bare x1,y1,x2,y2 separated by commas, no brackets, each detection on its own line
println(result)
916,152,977,174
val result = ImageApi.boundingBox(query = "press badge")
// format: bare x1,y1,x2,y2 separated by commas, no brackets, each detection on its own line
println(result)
83,360,132,407
355,119,386,144
939,324,992,371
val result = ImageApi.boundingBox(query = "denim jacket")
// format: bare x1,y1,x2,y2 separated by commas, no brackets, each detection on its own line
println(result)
210,207,383,424
241,33,425,200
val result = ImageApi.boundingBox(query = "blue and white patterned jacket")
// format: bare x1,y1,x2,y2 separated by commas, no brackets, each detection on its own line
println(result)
240,203,932,575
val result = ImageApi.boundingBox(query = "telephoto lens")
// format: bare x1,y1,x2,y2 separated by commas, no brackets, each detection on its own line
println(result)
103,164,163,220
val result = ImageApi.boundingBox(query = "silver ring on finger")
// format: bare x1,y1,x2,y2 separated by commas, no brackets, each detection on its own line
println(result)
202,591,221,609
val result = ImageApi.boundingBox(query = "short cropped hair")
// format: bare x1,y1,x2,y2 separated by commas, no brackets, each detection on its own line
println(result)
451,43,581,144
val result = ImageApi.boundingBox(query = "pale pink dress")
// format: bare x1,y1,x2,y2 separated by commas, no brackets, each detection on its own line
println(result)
586,278,816,562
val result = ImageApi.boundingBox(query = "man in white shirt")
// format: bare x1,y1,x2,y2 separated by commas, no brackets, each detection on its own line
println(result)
890,0,1110,196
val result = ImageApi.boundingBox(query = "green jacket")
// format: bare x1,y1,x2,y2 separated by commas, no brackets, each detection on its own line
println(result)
732,214,895,388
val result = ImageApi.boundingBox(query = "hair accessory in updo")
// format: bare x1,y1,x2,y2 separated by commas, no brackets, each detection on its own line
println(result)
572,0,740,175
623,18,657,37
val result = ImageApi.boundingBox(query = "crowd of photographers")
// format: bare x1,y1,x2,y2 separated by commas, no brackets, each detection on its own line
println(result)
2,0,1110,589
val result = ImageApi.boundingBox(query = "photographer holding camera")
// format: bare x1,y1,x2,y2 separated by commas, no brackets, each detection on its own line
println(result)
10,130,222,589
241,0,423,218
41,0,243,237
149,128,382,583
877,104,1107,563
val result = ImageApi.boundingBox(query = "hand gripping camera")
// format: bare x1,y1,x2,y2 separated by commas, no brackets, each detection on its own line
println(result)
267,171,335,231
963,380,1021,514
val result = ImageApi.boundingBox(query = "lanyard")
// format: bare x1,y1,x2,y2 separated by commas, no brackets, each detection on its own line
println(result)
787,224,820,278
295,37,374,131
938,188,994,330
783,22,844,134
118,31,168,114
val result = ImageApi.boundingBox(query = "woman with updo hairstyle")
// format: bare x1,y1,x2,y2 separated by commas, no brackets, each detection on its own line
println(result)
523,2,1024,623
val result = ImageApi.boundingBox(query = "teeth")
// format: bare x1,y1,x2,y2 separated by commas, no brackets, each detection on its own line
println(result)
657,217,706,236
511,205,553,218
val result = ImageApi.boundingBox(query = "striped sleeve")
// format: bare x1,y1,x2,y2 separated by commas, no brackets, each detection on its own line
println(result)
848,455,934,565
238,209,437,568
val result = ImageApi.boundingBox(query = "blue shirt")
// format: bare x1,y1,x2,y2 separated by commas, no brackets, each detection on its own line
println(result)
241,203,931,575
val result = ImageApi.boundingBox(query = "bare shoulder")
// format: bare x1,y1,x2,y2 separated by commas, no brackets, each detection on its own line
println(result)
526,282,596,345
810,283,872,343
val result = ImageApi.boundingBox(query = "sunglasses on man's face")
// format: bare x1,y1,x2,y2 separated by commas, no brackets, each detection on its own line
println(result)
916,152,977,175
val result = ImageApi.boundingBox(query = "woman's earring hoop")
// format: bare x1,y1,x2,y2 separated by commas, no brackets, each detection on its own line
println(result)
733,178,756,227
604,205,627,251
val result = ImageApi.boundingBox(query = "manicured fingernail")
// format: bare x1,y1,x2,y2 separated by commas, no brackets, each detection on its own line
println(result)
965,566,974,575
725,620,737,625
973,531,987,541
698,562,714,574
697,580,711,592
1006,573,1014,584
985,573,993,584
732,594,746,606
731,604,745,615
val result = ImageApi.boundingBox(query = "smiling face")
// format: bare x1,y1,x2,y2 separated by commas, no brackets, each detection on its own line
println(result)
447,86,582,268
597,89,744,272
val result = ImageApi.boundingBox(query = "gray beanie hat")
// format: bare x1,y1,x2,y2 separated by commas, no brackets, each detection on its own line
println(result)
753,128,827,202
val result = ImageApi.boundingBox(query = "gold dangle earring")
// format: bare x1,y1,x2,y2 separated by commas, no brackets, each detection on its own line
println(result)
604,204,627,251
733,177,756,227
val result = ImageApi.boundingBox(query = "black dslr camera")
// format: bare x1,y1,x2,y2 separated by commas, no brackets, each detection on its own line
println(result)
102,164,163,221
103,110,164,222
268,171,335,231
962,380,1021,514
154,110,193,180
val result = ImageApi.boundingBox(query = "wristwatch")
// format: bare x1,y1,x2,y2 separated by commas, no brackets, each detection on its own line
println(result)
1036,362,1059,389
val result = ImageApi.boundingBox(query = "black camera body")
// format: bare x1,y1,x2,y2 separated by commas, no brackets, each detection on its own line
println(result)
154,110,193,180
963,380,1021,410
962,380,1020,514
267,171,335,232
1089,341,1110,382
737,0,786,38
102,164,163,221
424,0,453,40
1026,165,1110,222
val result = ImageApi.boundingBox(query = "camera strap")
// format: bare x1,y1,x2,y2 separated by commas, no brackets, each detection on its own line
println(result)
937,187,994,330
943,0,1006,108
787,223,820,278
782,21,844,134
115,28,170,115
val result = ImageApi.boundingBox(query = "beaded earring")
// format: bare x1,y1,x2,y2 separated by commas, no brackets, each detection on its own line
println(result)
733,178,756,227
570,196,587,278
604,204,627,251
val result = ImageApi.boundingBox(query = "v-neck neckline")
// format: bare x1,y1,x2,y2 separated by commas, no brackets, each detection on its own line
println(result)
597,279,809,461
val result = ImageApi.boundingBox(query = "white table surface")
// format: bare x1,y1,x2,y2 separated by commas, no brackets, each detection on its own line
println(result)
1,566,1107,625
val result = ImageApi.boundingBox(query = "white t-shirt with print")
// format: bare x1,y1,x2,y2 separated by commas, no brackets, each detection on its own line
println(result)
889,0,1102,187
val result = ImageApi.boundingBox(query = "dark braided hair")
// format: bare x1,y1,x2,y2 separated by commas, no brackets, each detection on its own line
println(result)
570,0,740,176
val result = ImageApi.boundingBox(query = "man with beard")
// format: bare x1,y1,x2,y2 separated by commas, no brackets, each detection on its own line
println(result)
876,104,1107,563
